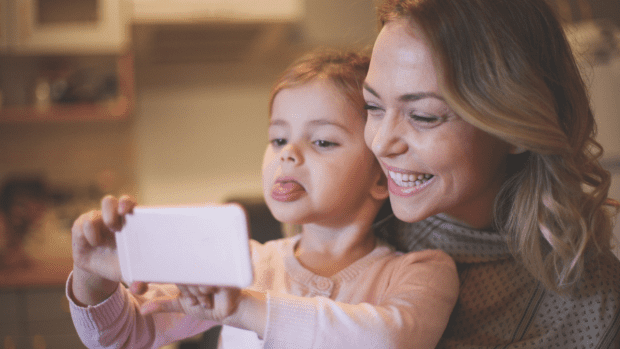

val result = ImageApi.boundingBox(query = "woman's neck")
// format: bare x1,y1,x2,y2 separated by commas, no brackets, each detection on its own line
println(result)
294,223,377,277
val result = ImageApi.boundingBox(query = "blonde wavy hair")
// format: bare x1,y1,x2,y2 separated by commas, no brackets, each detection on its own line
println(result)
378,0,619,293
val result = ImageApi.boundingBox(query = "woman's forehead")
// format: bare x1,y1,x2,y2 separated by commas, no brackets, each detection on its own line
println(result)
367,20,439,98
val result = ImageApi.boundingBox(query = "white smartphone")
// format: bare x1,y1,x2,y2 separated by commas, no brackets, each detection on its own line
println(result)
115,203,253,287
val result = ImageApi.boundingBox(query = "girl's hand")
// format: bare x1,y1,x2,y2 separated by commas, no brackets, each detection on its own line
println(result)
141,284,242,323
71,195,136,305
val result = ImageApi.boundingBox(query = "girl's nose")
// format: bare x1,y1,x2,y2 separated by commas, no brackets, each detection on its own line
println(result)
369,112,408,158
280,144,302,165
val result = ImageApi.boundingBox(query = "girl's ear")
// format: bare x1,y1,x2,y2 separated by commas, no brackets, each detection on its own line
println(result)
509,144,527,155
370,172,390,201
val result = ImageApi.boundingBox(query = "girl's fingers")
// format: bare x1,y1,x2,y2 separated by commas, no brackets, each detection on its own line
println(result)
198,285,217,294
101,196,122,231
198,294,213,309
140,297,183,315
178,284,217,308
177,285,191,297
118,195,137,215
129,282,149,295
177,285,199,306
81,211,105,246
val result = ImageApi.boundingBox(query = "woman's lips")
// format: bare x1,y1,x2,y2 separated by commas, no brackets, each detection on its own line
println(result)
381,163,435,197
271,179,305,202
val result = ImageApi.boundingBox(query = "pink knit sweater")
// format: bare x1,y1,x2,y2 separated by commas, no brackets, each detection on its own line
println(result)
67,235,458,349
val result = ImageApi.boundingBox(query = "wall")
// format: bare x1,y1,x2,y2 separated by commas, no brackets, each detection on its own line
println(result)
132,0,379,205
1,0,618,242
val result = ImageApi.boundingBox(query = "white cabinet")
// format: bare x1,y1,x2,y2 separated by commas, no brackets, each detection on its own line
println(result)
2,0,132,54
0,287,86,349
132,0,304,23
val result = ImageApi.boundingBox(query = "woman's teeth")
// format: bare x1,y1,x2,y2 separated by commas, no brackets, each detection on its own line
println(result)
389,171,433,187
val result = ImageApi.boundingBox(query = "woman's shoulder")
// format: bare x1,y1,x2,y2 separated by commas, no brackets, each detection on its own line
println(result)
580,251,620,294
527,252,620,347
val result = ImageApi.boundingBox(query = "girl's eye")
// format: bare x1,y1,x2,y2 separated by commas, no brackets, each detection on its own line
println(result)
313,140,338,148
270,138,287,147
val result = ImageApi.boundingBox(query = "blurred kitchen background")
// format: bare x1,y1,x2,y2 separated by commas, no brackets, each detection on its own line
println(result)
0,0,619,348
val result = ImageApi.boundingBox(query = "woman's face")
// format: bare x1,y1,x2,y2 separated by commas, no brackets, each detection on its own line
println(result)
363,19,512,229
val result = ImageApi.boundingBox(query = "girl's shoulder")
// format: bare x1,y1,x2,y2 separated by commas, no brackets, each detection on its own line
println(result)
375,244,458,280
249,235,299,263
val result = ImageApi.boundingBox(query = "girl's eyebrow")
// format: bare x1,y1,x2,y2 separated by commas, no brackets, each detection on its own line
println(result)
269,118,352,134
307,119,352,134
269,119,288,127
363,83,444,102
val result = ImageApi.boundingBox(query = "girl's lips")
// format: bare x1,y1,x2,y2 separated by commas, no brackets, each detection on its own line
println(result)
271,179,305,202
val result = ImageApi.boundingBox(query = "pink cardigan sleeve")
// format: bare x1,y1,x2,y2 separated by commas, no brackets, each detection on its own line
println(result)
66,274,217,349
262,249,459,349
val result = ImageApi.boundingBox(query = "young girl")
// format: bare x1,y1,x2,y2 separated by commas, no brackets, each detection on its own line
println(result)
67,50,459,349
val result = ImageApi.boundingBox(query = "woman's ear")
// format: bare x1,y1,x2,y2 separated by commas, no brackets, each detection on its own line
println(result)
370,172,390,201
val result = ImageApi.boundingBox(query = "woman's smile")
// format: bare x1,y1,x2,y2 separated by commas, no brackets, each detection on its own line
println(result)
382,163,435,196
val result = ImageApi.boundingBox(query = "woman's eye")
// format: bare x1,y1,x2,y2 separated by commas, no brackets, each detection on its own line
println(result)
313,140,338,148
409,113,442,124
364,104,384,116
270,138,287,147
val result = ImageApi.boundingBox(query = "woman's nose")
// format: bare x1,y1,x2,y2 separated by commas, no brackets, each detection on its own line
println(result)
369,112,408,158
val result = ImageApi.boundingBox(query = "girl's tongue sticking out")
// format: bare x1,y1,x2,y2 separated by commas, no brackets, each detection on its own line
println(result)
271,181,305,202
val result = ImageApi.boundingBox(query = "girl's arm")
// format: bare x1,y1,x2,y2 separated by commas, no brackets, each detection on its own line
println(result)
67,273,216,349
260,249,458,349
146,249,459,349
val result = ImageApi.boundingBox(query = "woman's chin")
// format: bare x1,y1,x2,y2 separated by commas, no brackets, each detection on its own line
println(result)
389,202,435,223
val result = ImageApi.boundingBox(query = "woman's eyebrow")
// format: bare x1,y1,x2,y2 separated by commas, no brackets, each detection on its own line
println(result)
363,83,381,99
363,83,444,102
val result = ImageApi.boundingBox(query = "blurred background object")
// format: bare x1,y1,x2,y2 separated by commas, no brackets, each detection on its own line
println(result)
0,176,47,269
558,0,620,259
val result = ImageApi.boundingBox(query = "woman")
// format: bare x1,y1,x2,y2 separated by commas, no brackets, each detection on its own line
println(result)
365,0,620,347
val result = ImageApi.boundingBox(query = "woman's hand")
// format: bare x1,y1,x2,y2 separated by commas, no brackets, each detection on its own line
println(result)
141,284,242,323
71,195,136,305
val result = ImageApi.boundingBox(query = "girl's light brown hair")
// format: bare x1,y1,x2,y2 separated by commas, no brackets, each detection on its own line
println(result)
378,0,617,294
268,49,370,118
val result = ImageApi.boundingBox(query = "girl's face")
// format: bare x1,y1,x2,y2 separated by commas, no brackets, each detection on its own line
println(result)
363,19,512,229
263,78,385,227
